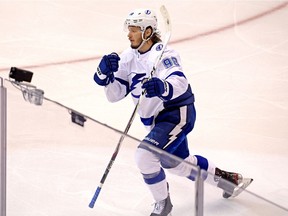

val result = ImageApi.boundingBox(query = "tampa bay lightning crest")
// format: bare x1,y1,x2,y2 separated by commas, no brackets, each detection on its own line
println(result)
145,10,151,15
156,44,163,51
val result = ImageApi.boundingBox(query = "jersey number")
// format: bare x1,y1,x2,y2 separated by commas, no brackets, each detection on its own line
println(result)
162,57,180,69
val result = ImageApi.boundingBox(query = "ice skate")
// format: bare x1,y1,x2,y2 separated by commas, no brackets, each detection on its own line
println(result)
150,194,173,216
215,168,245,198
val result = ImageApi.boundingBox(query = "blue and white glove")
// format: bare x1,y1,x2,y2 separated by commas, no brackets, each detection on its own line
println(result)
142,77,172,100
94,52,120,86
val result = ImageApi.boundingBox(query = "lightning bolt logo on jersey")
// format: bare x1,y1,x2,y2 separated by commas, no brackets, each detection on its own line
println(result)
130,73,146,99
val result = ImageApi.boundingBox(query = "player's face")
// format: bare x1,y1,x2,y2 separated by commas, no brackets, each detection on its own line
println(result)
127,26,143,49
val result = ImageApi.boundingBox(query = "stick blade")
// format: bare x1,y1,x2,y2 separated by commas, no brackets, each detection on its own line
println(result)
160,5,172,33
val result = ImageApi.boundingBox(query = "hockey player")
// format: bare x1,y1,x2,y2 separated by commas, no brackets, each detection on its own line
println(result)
94,8,244,216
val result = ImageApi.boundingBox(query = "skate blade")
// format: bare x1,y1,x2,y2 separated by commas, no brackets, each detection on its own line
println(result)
224,178,253,198
232,178,253,197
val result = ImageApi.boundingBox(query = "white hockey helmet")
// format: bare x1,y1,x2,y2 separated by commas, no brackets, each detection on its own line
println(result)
124,8,158,32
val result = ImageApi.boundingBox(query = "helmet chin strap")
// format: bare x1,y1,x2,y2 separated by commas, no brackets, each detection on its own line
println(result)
135,28,153,52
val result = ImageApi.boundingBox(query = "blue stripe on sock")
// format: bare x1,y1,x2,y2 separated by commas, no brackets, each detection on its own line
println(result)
187,155,209,181
187,168,198,181
143,168,166,185
195,155,208,171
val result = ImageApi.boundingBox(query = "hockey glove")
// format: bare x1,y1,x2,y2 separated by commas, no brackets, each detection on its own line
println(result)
142,77,169,98
94,52,120,86
98,52,120,75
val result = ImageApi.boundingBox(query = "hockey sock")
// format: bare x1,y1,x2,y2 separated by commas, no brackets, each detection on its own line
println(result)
142,168,168,202
187,155,217,186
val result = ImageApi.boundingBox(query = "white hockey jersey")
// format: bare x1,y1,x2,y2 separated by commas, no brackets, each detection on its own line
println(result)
97,42,194,131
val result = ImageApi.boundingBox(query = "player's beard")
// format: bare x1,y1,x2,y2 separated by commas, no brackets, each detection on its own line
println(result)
131,39,143,49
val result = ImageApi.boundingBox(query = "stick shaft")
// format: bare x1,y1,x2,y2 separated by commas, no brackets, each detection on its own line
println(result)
89,102,139,208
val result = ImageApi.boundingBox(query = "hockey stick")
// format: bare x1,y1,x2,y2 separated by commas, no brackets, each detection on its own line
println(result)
89,5,171,208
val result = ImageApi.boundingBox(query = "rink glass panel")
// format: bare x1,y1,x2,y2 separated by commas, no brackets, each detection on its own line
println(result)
4,80,287,216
